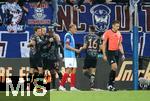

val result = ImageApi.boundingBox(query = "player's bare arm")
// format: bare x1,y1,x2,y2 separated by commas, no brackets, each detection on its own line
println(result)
119,42,125,60
66,43,80,53
79,43,87,52
102,39,107,61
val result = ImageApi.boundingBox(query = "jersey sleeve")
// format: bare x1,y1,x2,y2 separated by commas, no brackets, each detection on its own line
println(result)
30,35,36,41
83,35,88,44
103,31,109,41
65,34,71,45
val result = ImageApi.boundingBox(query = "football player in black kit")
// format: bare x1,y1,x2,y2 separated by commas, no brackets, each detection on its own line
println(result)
40,26,63,90
80,25,102,89
27,26,44,90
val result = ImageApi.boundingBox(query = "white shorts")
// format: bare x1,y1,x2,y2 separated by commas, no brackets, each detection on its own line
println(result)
64,58,77,68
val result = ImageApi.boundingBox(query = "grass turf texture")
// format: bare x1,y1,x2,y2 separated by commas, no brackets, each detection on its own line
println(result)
0,91,150,101
50,90,150,101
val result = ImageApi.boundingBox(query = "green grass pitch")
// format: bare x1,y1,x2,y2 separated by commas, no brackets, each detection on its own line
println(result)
0,90,150,101
50,90,150,101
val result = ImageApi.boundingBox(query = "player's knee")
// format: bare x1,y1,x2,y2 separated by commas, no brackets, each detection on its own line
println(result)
111,63,117,71
90,68,96,73
65,68,71,73
72,68,76,74
82,69,88,74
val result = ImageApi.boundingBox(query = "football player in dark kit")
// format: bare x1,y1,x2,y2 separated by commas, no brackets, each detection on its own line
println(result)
27,26,44,90
40,26,63,90
80,25,102,89
102,20,125,91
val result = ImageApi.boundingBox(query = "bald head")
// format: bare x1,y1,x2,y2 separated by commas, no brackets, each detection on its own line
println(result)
69,24,77,34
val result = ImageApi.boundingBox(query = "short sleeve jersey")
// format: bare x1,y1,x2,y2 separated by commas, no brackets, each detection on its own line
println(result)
64,32,75,58
84,33,102,58
103,29,122,51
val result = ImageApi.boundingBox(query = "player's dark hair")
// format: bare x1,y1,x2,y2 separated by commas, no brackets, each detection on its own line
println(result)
89,25,95,32
112,20,120,25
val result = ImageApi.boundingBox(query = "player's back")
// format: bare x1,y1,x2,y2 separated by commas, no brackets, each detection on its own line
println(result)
84,33,101,58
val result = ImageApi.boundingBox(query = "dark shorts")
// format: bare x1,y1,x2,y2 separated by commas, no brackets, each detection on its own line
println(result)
83,57,97,69
42,57,58,70
30,55,42,69
107,50,119,65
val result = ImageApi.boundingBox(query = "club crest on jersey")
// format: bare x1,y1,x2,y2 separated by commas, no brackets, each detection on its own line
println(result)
33,8,46,20
90,4,111,32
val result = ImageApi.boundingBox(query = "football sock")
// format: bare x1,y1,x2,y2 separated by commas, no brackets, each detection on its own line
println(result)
60,73,69,86
70,73,76,87
108,70,116,86
51,72,56,89
90,74,95,88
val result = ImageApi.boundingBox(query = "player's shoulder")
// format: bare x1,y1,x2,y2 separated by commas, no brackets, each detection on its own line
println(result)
91,33,99,39
85,34,92,40
65,32,72,38
103,29,111,38
104,29,111,33
117,31,122,35
30,34,37,39
65,32,71,35
54,33,60,38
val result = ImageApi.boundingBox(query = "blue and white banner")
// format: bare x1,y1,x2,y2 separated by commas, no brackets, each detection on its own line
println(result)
0,31,30,58
0,3,150,58
0,2,25,32
26,3,52,25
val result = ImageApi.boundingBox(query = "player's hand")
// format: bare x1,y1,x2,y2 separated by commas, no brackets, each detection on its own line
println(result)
103,55,107,61
79,47,83,52
49,38,54,42
121,54,125,61
27,41,35,47
75,49,80,53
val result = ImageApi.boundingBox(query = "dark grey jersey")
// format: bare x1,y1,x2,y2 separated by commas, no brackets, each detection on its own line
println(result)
29,34,43,57
40,34,59,60
84,33,102,58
